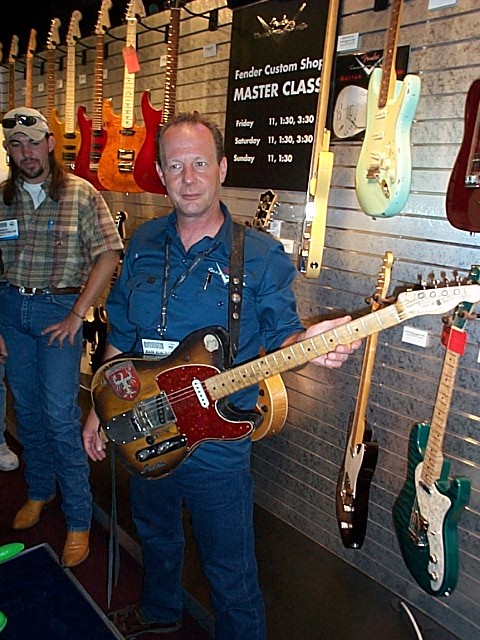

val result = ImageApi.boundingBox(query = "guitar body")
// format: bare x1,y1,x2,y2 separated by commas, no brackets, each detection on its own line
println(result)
446,78,480,232
50,108,81,171
133,91,167,194
355,68,421,217
392,421,471,596
73,105,108,191
252,375,288,441
97,99,146,193
92,327,262,478
336,413,379,548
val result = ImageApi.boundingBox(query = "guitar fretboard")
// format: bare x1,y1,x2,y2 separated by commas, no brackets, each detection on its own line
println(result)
378,0,403,109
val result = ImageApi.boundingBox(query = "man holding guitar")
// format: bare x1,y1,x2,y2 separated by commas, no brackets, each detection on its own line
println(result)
0,107,124,568
83,112,360,639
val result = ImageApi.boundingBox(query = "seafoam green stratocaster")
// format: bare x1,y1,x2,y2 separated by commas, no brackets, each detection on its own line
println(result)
355,0,421,217
392,266,479,596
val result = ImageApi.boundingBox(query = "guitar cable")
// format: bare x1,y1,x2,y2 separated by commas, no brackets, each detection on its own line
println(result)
395,600,424,640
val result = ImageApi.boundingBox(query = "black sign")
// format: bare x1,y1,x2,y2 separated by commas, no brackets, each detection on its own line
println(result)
223,1,331,192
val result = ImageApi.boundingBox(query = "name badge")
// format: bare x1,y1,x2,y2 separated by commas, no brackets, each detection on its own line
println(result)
0,219,19,240
142,339,179,357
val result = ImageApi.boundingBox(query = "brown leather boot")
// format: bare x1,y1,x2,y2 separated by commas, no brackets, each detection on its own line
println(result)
62,530,90,568
12,498,55,530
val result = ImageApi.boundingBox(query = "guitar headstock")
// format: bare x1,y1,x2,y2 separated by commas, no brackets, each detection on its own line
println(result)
115,211,128,240
444,265,480,332
26,29,37,59
46,18,61,50
67,11,82,47
96,0,112,35
251,190,278,231
397,283,480,321
8,35,18,64
125,0,146,21
369,251,394,310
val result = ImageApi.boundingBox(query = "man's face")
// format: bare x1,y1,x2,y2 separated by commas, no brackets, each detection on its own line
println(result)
157,123,227,220
4,133,55,183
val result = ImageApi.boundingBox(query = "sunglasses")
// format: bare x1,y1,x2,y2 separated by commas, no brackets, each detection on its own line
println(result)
2,115,46,129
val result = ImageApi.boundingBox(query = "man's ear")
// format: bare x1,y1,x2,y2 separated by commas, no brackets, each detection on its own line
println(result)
219,156,228,184
47,134,56,152
155,161,166,186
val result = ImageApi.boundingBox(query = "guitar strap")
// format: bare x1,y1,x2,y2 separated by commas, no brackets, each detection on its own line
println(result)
228,222,245,366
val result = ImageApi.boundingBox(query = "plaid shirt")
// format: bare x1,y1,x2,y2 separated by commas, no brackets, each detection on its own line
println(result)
0,174,124,288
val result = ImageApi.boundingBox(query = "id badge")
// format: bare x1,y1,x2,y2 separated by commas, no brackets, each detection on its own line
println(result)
0,219,19,240
142,339,179,357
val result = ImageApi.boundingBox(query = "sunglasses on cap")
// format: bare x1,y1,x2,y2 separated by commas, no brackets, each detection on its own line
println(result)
2,115,46,128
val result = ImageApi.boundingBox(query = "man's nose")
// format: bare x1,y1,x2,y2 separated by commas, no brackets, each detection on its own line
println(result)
182,165,195,183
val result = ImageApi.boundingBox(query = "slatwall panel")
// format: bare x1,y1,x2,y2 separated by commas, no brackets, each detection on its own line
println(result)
6,1,479,637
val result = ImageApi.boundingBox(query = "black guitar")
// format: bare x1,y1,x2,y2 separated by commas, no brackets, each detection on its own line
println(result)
80,211,127,390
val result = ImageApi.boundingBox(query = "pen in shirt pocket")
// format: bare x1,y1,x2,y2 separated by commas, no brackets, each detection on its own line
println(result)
203,272,212,290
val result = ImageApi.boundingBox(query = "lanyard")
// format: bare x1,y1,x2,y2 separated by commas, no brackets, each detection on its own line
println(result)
158,235,220,337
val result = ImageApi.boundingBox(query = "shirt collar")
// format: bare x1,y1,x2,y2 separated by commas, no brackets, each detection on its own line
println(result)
166,202,233,252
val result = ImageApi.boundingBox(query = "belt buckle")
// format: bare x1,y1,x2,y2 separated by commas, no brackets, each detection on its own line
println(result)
19,286,36,295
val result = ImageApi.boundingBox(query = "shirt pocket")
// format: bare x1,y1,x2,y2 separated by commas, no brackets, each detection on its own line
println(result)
125,273,163,331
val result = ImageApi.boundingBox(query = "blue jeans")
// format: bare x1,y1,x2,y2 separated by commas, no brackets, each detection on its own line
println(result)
0,286,91,531
130,464,266,640
0,363,6,446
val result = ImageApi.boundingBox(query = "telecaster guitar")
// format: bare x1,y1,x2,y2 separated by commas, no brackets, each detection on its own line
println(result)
446,79,480,232
355,0,421,217
336,251,394,548
74,0,111,190
133,1,181,193
90,284,480,479
50,11,82,171
392,266,479,596
97,0,146,192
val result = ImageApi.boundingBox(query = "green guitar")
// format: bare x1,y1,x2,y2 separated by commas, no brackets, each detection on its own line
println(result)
392,266,479,596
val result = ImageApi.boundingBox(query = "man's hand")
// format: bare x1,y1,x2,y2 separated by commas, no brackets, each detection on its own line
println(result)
83,407,107,461
42,312,83,347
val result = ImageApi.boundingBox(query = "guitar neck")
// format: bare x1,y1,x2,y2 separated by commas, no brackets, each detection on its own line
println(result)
25,60,33,108
8,62,15,110
121,19,138,129
378,0,403,108
46,49,56,119
64,43,77,133
92,34,105,132
349,332,379,449
163,7,181,122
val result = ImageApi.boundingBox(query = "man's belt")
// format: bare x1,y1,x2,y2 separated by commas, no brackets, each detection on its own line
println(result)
13,286,81,295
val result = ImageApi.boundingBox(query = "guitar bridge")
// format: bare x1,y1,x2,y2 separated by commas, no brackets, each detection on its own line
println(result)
104,391,176,443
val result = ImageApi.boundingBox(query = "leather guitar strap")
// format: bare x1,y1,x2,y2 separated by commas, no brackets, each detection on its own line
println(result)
228,222,245,365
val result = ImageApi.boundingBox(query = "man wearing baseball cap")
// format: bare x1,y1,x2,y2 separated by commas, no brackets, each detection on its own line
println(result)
0,107,124,567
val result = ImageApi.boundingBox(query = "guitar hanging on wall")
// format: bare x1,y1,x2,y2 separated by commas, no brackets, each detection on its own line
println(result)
74,0,112,190
336,251,394,549
392,266,478,596
25,29,37,108
50,10,82,171
90,284,480,479
45,18,61,122
0,41,12,181
133,0,181,193
97,0,146,192
355,0,421,218
445,79,480,232
7,35,19,114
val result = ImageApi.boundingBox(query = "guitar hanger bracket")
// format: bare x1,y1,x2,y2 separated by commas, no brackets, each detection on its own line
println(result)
181,4,220,31
136,19,169,40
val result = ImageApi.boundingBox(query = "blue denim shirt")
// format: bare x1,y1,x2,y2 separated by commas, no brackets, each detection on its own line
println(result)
106,204,303,470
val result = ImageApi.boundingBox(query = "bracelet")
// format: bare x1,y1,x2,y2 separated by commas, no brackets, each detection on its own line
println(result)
70,309,84,320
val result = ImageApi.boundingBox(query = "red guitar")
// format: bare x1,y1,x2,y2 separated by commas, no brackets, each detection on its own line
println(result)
97,0,146,192
446,79,480,232
73,0,112,190
133,1,181,193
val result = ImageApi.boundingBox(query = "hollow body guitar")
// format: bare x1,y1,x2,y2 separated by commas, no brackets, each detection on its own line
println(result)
336,251,394,548
392,266,478,596
91,284,480,479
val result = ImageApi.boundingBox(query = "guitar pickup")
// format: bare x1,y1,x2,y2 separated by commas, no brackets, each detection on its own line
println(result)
136,435,187,461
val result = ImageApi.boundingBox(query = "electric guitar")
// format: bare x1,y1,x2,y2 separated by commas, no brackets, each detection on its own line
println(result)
355,0,421,217
7,35,19,113
50,11,82,171
446,79,480,232
392,267,479,596
44,18,61,121
90,284,480,479
133,0,181,193
81,211,128,391
97,0,146,192
74,0,111,190
336,251,394,548
25,29,37,108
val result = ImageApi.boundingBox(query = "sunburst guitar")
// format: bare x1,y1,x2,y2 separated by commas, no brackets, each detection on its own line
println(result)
90,284,480,478
392,266,479,596
355,0,421,217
